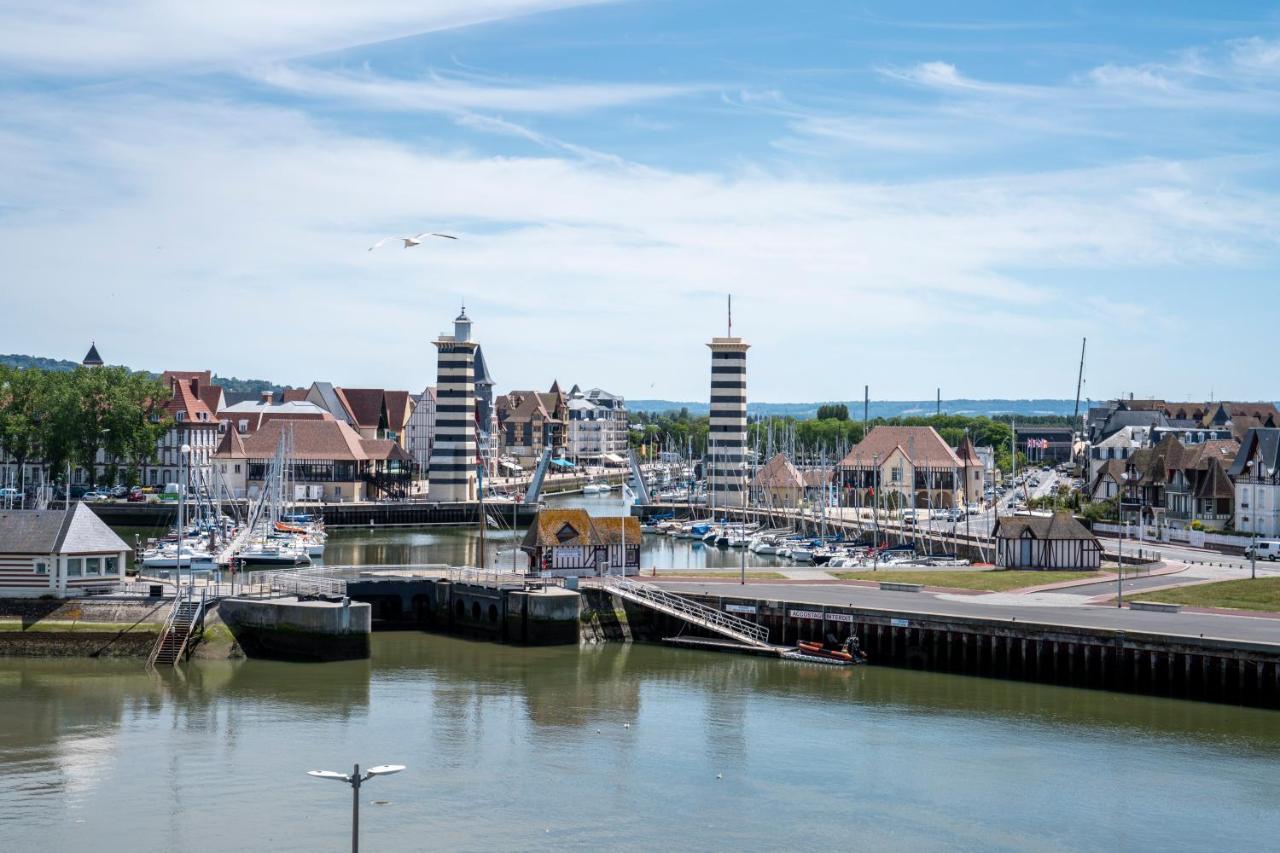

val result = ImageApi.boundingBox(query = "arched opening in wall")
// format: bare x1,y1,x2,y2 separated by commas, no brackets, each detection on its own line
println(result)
471,601,481,621
455,599,465,619
488,603,499,624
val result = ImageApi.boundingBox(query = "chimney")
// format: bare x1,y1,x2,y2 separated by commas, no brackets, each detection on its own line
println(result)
191,377,199,396
261,391,273,404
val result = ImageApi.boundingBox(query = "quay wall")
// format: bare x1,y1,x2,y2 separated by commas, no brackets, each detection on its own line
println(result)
633,590,1280,709
0,597,167,658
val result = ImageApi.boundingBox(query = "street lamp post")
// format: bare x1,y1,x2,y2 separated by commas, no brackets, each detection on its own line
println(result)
308,763,405,853
1117,521,1127,609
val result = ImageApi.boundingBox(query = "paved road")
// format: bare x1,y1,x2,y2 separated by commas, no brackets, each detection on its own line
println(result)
659,580,1280,647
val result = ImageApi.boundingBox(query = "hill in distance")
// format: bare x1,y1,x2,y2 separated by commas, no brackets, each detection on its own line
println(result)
628,399,1083,419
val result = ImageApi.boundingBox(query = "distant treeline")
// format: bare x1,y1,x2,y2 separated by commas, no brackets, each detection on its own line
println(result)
1,353,284,396
630,408,1064,472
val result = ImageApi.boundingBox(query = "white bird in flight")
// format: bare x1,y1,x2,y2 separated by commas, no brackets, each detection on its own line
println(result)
369,232,458,251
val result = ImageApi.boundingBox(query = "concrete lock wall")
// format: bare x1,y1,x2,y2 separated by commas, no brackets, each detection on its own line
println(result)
505,588,582,645
218,598,371,661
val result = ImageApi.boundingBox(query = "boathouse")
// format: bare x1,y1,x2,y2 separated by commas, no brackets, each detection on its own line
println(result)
520,508,641,577
993,511,1102,570
0,503,128,597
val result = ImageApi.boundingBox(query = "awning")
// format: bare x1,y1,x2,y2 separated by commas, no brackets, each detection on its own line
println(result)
602,453,626,465
499,460,521,471
550,458,576,468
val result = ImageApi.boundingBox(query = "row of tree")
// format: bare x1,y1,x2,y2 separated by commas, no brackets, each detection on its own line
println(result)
629,409,1038,473
0,366,171,488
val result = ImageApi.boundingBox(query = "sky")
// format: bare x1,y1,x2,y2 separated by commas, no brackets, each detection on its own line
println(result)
2,1,1279,403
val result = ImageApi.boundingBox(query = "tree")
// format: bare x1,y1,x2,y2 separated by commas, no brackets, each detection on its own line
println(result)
0,365,52,489
815,403,849,421
44,367,170,487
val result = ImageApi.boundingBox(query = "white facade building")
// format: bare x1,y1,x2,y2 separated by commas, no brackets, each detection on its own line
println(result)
1231,428,1280,538
565,387,629,464
405,387,437,477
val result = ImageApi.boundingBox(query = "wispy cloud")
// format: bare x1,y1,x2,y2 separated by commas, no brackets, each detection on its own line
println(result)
253,64,708,114
4,90,1276,397
0,0,609,74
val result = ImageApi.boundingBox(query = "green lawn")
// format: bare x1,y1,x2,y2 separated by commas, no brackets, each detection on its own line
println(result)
659,571,788,580
830,570,1102,592
0,619,160,634
1134,577,1280,613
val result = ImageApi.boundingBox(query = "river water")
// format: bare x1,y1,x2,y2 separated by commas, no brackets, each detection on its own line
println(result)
7,494,1272,850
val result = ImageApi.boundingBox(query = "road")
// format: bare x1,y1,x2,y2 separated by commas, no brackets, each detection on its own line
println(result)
659,580,1280,647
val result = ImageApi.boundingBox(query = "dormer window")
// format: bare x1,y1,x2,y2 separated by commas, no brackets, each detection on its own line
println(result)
175,412,185,422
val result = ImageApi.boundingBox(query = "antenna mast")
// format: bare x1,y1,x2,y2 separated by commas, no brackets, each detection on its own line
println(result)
1073,337,1087,425
727,294,732,337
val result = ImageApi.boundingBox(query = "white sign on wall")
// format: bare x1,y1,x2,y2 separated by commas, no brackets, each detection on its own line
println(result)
789,609,854,623
724,604,757,614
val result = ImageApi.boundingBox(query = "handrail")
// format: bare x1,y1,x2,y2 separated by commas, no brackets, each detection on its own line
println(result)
597,575,770,646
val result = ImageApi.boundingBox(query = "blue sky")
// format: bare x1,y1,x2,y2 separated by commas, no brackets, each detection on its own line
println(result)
3,1,1279,403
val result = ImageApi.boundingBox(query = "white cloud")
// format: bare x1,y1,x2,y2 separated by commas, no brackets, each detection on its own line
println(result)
4,91,1276,399
0,0,607,73
253,64,707,114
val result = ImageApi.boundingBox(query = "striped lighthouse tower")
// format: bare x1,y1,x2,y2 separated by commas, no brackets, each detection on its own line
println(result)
428,307,478,502
707,299,749,509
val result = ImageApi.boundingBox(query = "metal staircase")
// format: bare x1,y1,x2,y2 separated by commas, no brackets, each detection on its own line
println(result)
147,586,206,668
596,575,770,648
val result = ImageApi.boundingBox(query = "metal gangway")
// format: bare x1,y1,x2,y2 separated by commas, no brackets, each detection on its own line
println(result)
595,574,770,648
242,566,349,598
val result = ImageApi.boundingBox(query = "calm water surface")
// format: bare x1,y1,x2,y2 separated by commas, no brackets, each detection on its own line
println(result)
71,495,1280,851
3,634,1280,852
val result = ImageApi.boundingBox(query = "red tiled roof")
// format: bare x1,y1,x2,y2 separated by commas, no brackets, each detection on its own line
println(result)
281,388,308,403
838,426,962,469
218,419,368,461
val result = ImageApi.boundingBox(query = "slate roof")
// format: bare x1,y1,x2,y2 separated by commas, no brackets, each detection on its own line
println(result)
82,342,103,366
1196,458,1235,500
838,426,962,469
993,511,1098,542
0,504,127,555
1229,428,1280,480
1099,409,1168,440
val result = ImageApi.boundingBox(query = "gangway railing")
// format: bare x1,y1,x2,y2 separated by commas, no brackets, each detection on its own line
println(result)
595,574,770,647
243,566,348,598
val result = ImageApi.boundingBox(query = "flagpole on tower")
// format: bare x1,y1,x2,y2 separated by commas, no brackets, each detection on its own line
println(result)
728,294,732,337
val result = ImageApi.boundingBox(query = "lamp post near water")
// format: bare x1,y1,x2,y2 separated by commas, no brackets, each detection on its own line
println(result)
308,763,405,853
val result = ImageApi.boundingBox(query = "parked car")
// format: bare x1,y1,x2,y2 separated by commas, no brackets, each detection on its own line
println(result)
126,490,147,502
946,507,964,522
110,485,129,498
81,490,109,502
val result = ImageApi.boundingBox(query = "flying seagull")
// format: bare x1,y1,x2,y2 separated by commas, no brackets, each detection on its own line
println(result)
368,232,458,251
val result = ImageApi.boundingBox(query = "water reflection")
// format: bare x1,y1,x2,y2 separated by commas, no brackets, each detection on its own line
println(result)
4,633,1280,852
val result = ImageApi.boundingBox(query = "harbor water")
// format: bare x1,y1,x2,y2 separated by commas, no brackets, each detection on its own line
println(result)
3,633,1280,852
37,492,1275,851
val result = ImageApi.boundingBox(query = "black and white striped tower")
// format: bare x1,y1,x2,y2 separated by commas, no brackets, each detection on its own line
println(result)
707,300,749,509
428,307,478,502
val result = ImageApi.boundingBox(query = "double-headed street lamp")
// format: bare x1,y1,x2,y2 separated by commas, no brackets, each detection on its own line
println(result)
308,763,405,853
